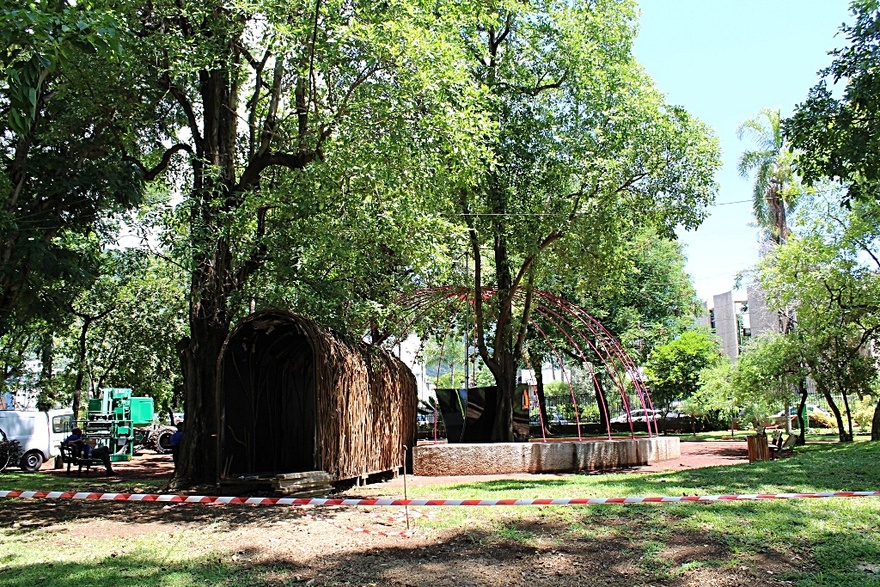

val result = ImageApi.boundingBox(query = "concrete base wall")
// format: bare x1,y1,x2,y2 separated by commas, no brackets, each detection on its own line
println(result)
413,437,680,476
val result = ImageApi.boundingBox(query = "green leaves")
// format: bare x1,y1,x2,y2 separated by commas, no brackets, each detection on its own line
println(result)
644,329,723,409
1,2,121,135
785,2,880,205
752,194,880,438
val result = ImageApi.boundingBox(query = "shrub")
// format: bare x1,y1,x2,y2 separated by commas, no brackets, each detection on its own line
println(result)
852,396,876,431
809,410,837,429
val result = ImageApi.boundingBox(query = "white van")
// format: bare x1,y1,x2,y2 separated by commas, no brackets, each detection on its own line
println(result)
0,409,74,471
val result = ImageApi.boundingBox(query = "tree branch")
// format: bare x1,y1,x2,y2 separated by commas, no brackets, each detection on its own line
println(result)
460,189,495,373
237,150,318,191
514,271,535,359
258,54,286,156
323,63,382,147
491,13,514,52
509,184,592,293
162,72,203,145
495,71,568,97
233,204,270,288
244,47,272,158
615,172,649,194
126,143,193,181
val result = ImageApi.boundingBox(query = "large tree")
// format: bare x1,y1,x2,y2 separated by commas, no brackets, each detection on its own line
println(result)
785,1,880,205
54,249,188,418
123,0,484,485
757,195,880,441
644,329,722,415
0,1,166,336
455,0,719,440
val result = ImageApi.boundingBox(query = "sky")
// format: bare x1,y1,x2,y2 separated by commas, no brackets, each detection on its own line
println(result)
632,1,852,304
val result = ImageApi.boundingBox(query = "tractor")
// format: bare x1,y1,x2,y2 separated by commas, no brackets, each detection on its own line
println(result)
84,388,176,461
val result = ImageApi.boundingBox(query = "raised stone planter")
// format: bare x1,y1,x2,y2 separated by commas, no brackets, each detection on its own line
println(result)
413,437,680,476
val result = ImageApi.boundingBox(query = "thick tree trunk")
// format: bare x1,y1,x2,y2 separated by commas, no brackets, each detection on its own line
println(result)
156,2,321,486
173,216,239,486
796,380,808,446
871,397,880,441
823,389,853,442
530,349,548,431
175,316,227,487
173,223,238,486
170,21,243,485
491,363,516,442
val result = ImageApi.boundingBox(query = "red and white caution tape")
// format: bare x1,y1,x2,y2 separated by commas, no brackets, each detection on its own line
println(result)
1,489,879,506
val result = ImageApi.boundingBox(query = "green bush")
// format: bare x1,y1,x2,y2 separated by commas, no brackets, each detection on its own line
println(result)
543,381,569,396
533,399,601,424
580,403,601,423
809,410,837,429
852,396,876,431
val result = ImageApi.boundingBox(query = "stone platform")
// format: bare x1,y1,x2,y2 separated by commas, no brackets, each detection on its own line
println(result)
413,437,680,476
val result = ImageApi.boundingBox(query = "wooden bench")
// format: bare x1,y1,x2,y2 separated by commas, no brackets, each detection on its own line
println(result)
769,433,797,458
58,443,109,476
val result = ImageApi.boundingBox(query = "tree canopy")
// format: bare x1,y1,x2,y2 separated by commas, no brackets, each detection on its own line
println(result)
0,0,162,335
756,194,880,440
644,329,722,412
738,108,805,246
2,0,721,480
785,1,880,205
453,0,719,440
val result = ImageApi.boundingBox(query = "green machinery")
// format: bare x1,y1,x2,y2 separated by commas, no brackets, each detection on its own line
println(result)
85,388,160,462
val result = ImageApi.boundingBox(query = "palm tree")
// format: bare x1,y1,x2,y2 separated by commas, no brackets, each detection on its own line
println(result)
737,108,804,246
739,109,807,434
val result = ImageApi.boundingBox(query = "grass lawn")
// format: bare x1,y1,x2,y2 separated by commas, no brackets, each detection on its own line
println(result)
1,441,879,586
673,429,866,443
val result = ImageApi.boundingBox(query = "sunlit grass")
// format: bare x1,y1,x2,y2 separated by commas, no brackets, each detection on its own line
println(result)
677,429,871,442
392,441,880,587
1,441,879,586
0,470,168,494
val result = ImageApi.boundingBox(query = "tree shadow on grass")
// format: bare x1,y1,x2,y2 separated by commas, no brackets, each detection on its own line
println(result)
439,478,573,492
0,550,311,587
2,500,879,587
0,499,360,537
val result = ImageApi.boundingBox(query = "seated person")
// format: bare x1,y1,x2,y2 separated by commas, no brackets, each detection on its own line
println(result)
169,421,184,470
63,428,91,457
63,428,114,475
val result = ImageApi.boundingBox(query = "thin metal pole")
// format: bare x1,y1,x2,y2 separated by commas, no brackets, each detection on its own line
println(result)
402,446,409,530
464,250,469,390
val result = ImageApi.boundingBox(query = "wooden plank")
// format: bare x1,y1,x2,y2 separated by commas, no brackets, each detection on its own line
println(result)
275,471,332,482
273,481,332,492
275,487,332,497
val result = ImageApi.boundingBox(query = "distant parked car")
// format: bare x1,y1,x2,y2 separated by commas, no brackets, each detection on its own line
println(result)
610,409,658,424
529,413,569,426
550,413,569,425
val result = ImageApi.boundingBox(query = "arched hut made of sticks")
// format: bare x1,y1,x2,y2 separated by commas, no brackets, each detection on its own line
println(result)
217,310,417,483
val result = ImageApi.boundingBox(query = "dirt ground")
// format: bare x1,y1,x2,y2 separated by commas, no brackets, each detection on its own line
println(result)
3,440,800,587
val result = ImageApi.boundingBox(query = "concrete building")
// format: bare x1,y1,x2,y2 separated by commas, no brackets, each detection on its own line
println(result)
712,290,740,360
705,283,778,360
747,283,777,337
